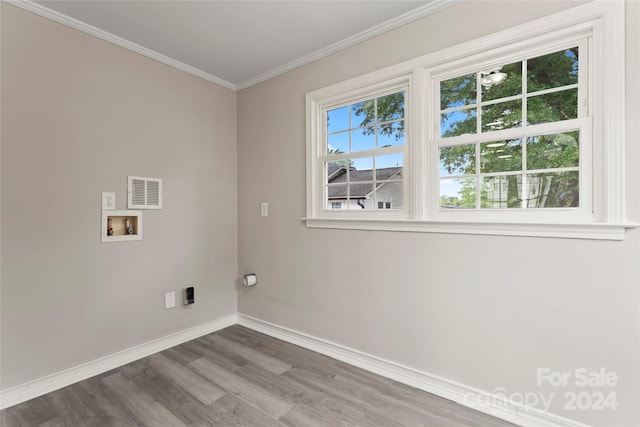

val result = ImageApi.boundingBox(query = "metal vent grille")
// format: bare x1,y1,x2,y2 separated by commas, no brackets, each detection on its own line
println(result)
128,176,162,209
146,180,160,206
131,179,146,205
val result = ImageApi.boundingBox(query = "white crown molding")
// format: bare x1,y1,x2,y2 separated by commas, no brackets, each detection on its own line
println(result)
4,0,461,92
0,313,237,410
238,314,591,427
3,0,237,91
235,0,463,91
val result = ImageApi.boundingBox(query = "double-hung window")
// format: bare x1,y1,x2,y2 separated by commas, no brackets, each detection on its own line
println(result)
305,1,626,239
308,76,411,219
431,41,591,222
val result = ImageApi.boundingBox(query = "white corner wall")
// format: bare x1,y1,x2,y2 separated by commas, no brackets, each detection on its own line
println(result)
237,1,640,426
1,2,238,391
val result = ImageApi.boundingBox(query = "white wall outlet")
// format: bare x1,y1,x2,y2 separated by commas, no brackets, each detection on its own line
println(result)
102,192,115,210
260,202,268,217
165,292,176,310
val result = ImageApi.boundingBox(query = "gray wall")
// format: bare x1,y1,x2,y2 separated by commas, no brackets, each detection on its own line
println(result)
237,1,640,426
1,4,238,389
2,1,639,426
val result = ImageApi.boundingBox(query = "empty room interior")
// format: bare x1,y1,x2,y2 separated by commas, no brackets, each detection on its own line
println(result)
1,1,639,426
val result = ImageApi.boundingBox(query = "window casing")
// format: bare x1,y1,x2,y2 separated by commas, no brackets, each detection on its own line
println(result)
308,75,412,220
305,2,628,240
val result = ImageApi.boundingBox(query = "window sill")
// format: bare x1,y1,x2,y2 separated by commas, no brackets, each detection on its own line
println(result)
303,218,635,240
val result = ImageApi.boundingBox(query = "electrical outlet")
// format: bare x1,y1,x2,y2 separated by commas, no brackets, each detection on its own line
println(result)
260,202,268,217
102,192,115,210
165,292,176,309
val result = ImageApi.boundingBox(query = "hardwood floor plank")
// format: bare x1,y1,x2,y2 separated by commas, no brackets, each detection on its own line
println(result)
117,359,220,427
234,362,318,406
175,399,229,427
331,367,463,422
171,394,287,427
235,362,389,426
146,353,226,406
331,372,478,426
39,383,128,427
0,395,58,427
184,336,250,372
219,326,344,378
204,334,293,375
212,394,287,427
119,360,192,408
72,376,145,427
283,366,406,427
164,343,204,365
189,357,294,419
101,372,187,427
278,405,333,427
35,418,64,427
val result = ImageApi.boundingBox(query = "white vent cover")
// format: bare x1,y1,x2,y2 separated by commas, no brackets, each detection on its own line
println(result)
128,176,162,209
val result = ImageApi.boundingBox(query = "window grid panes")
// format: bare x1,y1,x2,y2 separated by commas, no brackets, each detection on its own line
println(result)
436,44,584,211
439,47,580,139
324,89,406,211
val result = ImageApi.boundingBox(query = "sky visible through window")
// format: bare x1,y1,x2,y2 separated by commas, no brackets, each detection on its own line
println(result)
326,91,405,171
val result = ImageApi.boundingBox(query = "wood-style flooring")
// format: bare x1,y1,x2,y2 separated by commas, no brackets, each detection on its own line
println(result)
0,325,516,427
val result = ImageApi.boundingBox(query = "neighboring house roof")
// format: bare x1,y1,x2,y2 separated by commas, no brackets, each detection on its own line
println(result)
327,162,344,180
327,163,402,199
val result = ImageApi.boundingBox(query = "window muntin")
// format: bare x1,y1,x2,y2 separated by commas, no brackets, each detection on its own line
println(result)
322,89,406,212
327,91,405,154
439,47,579,138
435,43,586,213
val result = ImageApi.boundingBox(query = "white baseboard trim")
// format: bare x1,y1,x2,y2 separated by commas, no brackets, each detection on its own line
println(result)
237,313,590,427
0,313,237,410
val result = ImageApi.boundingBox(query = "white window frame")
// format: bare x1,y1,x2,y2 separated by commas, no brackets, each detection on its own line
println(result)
429,38,591,223
308,76,412,220
305,1,630,240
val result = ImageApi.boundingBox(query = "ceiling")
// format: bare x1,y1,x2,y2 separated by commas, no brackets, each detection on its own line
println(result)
20,0,453,90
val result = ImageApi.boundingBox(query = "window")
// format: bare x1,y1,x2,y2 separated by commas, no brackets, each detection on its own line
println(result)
433,43,591,222
306,2,626,240
322,88,407,215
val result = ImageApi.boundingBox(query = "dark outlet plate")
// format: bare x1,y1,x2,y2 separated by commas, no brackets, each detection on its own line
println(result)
184,286,194,305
